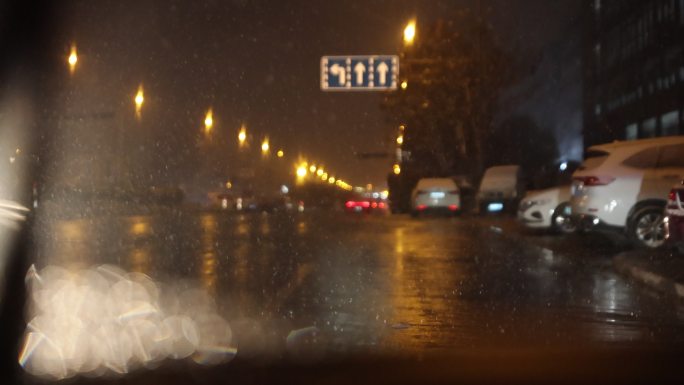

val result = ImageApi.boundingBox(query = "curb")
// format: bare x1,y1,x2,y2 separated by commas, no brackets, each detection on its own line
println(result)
613,253,684,300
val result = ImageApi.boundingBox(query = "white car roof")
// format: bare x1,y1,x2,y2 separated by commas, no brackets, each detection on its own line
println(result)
588,136,684,153
415,178,457,189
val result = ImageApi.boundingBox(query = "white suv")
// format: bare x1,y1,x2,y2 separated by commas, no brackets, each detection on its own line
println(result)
571,136,684,248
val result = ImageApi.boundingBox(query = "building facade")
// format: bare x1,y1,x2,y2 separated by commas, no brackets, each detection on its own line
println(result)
583,0,684,147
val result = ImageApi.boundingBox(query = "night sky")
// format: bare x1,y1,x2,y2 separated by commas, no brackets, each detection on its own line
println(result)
60,0,581,191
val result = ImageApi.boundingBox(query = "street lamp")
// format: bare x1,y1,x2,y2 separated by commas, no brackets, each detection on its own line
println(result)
309,164,317,173
393,164,401,175
204,108,213,135
238,124,247,147
277,149,284,158
68,44,78,74
400,80,408,90
261,137,270,155
134,84,144,119
403,20,416,46
396,135,404,145
328,176,336,184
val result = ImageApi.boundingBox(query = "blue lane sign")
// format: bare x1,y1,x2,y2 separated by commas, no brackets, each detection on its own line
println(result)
321,55,399,91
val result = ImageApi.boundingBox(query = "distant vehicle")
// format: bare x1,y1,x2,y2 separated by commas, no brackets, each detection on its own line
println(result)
344,199,387,213
410,178,460,216
665,181,684,254
477,165,523,213
571,136,684,248
518,185,575,233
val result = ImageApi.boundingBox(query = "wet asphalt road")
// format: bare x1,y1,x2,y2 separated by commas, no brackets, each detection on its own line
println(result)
31,209,684,357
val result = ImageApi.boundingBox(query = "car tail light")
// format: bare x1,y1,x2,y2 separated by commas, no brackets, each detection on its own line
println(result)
669,189,684,208
448,204,458,211
573,176,615,186
345,201,354,208
360,201,370,208
378,202,386,209
417,204,427,210
371,202,378,208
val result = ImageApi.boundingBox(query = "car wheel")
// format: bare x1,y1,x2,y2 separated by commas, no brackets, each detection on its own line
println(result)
551,203,576,234
628,206,666,248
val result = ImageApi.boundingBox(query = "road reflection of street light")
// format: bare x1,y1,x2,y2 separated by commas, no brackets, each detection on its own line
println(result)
204,108,213,136
238,125,247,147
403,20,416,46
68,44,78,74
134,84,144,119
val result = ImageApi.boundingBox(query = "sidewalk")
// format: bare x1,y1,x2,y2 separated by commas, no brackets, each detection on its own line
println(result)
613,249,684,299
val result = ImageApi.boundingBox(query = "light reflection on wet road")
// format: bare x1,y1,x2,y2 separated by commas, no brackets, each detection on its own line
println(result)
32,210,684,356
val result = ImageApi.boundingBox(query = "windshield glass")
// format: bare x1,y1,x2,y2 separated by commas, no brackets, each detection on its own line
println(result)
1,1,684,383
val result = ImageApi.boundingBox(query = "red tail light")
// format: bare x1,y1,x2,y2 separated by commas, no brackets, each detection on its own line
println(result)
448,204,458,211
669,189,684,206
417,204,427,210
378,202,386,209
371,202,378,208
345,201,354,208
573,176,615,186
360,201,370,208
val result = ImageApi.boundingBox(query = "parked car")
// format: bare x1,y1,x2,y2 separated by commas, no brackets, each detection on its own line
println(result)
411,178,460,216
665,181,684,254
477,165,524,213
517,185,575,233
571,136,684,248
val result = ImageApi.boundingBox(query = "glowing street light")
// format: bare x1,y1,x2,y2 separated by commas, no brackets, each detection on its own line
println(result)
238,125,247,147
400,80,408,90
403,20,416,46
393,164,401,175
261,137,270,154
309,164,317,173
296,165,307,178
396,135,404,145
68,44,78,74
316,169,324,177
204,108,213,135
134,84,144,118
277,149,284,158
328,176,336,184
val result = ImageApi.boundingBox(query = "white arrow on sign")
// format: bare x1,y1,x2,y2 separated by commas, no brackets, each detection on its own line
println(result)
330,63,346,85
376,62,389,85
353,62,366,84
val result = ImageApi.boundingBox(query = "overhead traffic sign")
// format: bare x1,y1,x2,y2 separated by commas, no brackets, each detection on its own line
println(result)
321,55,398,91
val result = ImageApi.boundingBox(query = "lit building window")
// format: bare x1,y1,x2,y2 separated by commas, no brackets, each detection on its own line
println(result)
642,117,657,138
625,123,638,140
661,110,680,136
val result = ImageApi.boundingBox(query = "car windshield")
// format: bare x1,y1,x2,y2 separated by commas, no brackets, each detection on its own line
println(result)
1,1,684,384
